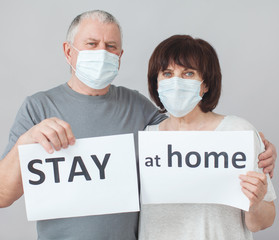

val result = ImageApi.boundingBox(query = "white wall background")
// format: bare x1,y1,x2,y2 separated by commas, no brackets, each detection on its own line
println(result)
0,0,278,239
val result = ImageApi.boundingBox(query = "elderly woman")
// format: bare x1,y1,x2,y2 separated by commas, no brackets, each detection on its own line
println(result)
139,35,276,240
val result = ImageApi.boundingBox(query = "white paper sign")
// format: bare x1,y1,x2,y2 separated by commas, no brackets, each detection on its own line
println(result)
18,134,139,221
139,131,255,211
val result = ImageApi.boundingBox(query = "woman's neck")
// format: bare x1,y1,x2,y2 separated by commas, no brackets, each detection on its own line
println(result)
160,107,224,131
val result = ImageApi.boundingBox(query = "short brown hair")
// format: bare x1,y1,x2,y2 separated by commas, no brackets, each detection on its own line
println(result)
148,35,222,113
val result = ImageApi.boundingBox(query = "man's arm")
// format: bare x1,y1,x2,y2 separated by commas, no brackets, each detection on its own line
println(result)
0,144,23,207
258,132,277,178
136,91,167,127
0,118,75,208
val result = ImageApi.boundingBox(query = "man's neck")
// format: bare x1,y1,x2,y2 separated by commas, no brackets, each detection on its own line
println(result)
67,76,110,96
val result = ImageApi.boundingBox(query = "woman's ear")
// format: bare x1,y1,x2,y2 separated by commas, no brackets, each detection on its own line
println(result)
201,82,209,96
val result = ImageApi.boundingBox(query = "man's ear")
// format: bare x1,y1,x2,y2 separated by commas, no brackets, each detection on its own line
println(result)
63,42,72,63
118,49,124,69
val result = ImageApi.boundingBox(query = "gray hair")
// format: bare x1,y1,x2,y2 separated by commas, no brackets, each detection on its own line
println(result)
66,10,122,44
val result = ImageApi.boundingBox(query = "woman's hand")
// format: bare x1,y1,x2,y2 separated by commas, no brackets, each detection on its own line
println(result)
239,171,267,211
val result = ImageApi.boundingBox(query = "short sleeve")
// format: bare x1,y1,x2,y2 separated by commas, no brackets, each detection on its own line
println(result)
1,97,37,159
136,92,167,127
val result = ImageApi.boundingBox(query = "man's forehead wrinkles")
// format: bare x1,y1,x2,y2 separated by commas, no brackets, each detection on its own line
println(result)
85,38,99,41
84,38,117,43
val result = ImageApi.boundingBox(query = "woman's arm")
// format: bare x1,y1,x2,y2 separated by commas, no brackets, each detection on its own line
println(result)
239,171,276,232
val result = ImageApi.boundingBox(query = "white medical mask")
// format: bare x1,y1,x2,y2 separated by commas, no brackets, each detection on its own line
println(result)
158,77,203,117
68,45,120,89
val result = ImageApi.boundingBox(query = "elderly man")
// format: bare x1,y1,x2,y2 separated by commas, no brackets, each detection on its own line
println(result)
0,10,276,240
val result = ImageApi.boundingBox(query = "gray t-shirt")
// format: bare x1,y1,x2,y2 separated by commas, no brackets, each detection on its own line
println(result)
2,83,166,240
139,115,276,240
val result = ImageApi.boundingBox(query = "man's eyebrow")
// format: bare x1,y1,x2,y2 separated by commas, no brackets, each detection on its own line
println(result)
85,38,99,42
105,41,117,44
84,39,118,45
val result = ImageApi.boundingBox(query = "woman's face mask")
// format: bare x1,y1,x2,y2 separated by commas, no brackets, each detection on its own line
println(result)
158,77,203,117
157,65,205,117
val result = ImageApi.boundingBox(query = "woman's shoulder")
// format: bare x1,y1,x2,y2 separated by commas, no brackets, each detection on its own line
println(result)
217,115,265,152
217,115,257,131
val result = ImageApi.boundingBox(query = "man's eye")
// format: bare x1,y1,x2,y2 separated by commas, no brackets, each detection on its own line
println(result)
107,45,116,49
88,42,96,46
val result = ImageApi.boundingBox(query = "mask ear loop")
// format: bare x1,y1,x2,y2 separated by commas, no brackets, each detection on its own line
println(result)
70,44,80,52
117,50,123,59
65,43,80,72
200,80,206,98
65,57,77,73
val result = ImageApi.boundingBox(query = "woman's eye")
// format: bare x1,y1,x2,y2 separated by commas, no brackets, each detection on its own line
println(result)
163,72,172,77
185,72,194,77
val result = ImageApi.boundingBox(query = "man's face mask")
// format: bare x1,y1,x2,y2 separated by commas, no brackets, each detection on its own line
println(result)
68,45,120,90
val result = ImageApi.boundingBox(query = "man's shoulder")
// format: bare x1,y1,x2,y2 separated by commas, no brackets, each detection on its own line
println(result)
111,85,151,104
27,84,66,102
29,84,64,99
111,85,139,96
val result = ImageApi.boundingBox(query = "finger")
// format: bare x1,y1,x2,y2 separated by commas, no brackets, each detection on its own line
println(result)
258,157,273,168
41,125,62,151
239,175,262,187
262,165,274,175
259,132,266,142
258,146,272,161
241,187,257,206
270,169,274,178
246,171,267,183
239,172,266,185
54,118,75,145
241,179,267,202
47,120,69,149
35,132,54,154
240,181,259,197
271,143,277,159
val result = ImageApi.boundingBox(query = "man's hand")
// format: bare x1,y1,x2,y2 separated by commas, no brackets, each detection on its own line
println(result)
0,117,75,207
258,132,277,178
18,117,75,153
